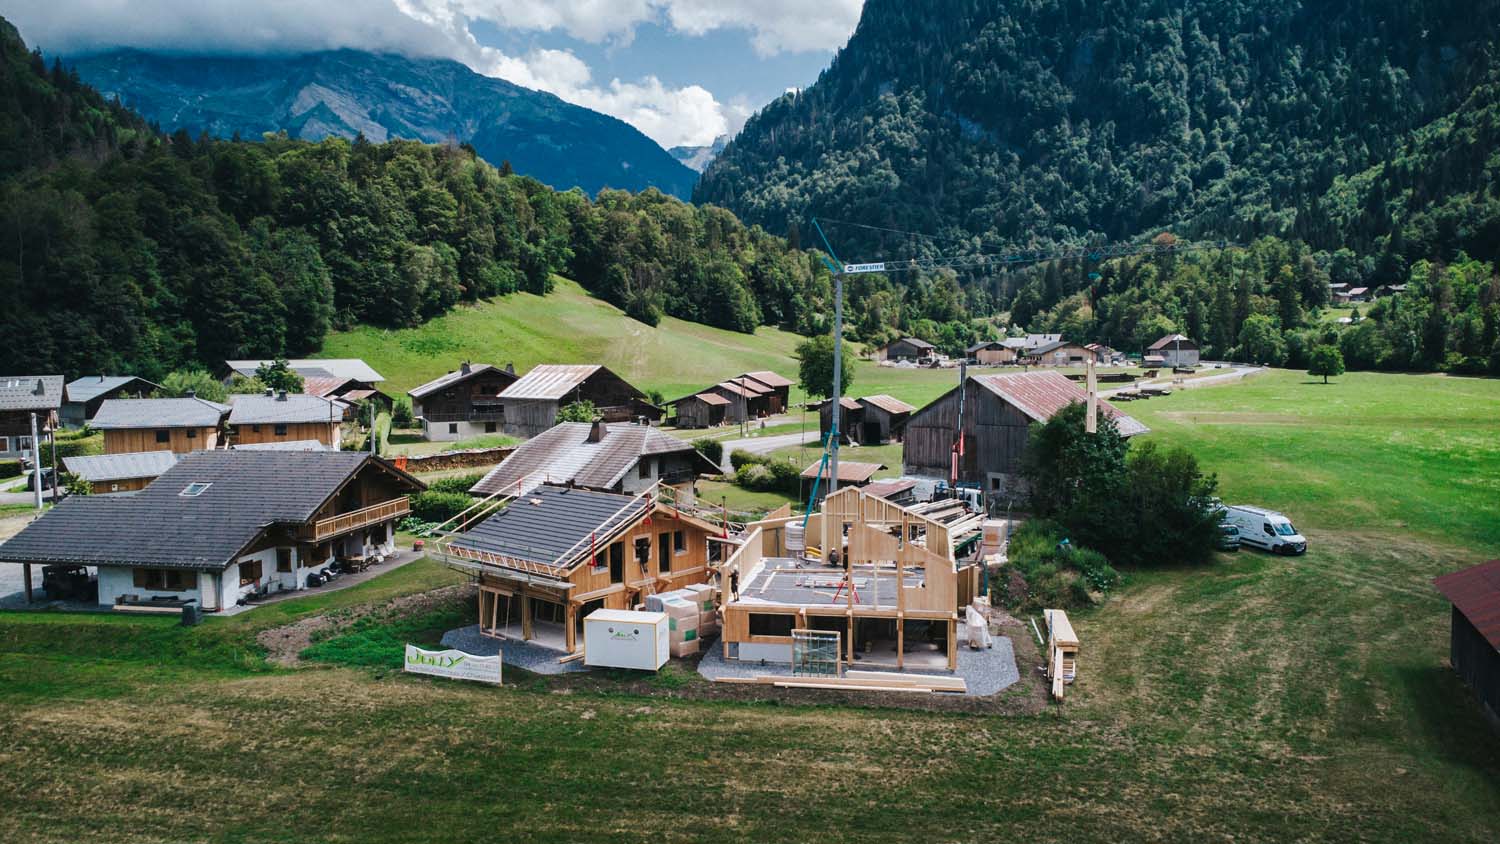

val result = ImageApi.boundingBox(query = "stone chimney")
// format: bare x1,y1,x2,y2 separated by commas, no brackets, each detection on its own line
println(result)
586,418,607,443
460,360,472,375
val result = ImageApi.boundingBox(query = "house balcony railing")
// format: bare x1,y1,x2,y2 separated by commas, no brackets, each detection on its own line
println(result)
300,498,410,542
422,410,506,424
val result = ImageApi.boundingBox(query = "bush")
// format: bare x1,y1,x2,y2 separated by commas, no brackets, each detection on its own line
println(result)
392,397,415,428
160,369,228,403
993,520,1120,612
0,460,20,480
426,473,486,495
692,438,723,467
408,490,474,523
735,457,799,494
729,449,764,471
557,400,597,423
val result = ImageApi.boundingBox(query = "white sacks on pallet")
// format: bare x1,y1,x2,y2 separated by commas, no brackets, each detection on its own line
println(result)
965,604,993,650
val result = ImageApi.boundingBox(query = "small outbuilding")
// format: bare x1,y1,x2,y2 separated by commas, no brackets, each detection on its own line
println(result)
1434,560,1500,726
816,394,915,446
966,340,1017,366
800,459,885,503
63,451,180,494
497,364,660,438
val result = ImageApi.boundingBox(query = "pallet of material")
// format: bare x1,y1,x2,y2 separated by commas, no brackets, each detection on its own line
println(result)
772,681,933,694
751,672,967,694
844,670,968,692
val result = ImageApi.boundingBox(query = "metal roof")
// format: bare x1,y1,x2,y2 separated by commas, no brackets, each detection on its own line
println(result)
1148,334,1198,350
0,451,421,571
862,478,918,499
859,394,915,415
740,370,794,389
451,485,649,570
408,363,515,400
691,392,730,406
299,376,353,398
498,364,605,401
714,379,769,398
0,375,64,412
228,394,342,425
883,337,935,350
224,359,385,383
64,375,160,405
966,340,1008,353
470,422,712,495
92,397,230,429
974,371,1149,437
62,450,180,483
800,460,885,483
1434,560,1500,651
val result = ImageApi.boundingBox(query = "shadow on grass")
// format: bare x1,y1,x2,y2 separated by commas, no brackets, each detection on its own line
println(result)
1396,663,1500,774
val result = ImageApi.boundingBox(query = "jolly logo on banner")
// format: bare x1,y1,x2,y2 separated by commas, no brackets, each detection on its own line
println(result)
403,645,502,685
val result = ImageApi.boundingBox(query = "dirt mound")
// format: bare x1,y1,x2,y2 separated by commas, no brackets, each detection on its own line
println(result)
256,583,475,666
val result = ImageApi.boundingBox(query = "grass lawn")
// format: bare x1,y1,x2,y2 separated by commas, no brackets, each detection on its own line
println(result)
695,478,798,517
386,430,519,457
0,370,1498,842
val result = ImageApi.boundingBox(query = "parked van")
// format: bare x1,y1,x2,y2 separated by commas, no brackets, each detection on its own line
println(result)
1223,505,1307,555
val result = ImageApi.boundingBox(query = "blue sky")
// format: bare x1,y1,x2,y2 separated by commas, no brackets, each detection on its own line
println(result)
9,1,864,149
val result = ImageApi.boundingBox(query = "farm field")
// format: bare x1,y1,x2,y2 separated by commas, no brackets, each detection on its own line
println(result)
0,370,1498,842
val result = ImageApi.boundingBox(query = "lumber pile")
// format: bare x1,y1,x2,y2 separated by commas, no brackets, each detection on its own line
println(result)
712,670,967,694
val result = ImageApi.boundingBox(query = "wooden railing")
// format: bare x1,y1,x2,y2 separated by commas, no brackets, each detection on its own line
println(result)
301,498,409,541
421,410,505,423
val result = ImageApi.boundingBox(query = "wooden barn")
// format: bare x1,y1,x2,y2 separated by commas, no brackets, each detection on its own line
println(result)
874,337,936,362
668,392,731,428
92,396,230,454
740,371,793,414
498,365,660,438
408,361,518,441
1148,334,1201,367
62,376,161,427
0,375,62,461
1024,339,1093,367
1434,560,1500,727
668,370,793,428
818,394,915,445
901,371,1147,502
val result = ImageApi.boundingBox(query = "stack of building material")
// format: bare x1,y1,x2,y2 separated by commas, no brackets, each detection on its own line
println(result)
683,583,718,638
662,596,700,657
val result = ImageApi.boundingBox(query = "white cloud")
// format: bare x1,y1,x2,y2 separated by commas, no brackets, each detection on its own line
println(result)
7,1,864,149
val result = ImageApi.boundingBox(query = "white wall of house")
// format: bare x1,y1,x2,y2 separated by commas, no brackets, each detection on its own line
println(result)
97,565,207,608
420,418,495,442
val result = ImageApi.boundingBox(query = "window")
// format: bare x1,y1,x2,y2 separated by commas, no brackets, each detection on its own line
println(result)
155,429,170,444
0,436,8,453
748,613,797,637
239,559,263,587
1263,523,1274,536
608,542,624,584
251,424,261,433
274,424,288,436
638,458,652,479
109,483,120,492
448,423,458,434
186,428,198,439
133,568,197,592
673,530,685,554
180,482,212,497
484,422,497,433
276,549,293,573
659,533,672,573
634,537,651,567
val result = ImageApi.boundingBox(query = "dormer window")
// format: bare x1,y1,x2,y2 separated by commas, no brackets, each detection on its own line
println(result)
180,482,212,497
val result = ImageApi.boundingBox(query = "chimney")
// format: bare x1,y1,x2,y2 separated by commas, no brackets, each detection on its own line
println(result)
460,360,471,375
33,378,45,396
185,388,196,398
265,387,274,397
505,362,515,375
586,418,607,443
277,390,288,401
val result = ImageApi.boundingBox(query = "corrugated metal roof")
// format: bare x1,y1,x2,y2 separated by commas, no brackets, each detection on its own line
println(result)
228,394,342,425
1434,560,1500,651
0,375,64,411
741,370,793,388
224,359,385,383
63,450,179,482
498,364,603,401
859,394,915,415
1148,334,1197,350
975,371,1148,437
451,485,648,569
693,393,730,406
715,379,769,398
408,363,514,399
64,375,160,405
299,376,351,398
470,422,711,495
92,397,230,429
800,460,885,482
862,478,918,499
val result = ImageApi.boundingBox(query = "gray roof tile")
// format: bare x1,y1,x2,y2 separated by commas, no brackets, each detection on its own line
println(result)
0,375,64,411
63,451,180,483
228,394,342,424
451,485,648,569
92,397,230,429
470,422,710,495
63,376,160,405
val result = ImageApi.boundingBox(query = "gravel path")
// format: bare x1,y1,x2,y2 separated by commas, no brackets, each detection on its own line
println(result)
441,624,591,675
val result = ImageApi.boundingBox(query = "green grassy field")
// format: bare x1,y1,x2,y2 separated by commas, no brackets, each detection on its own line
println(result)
1,370,1498,842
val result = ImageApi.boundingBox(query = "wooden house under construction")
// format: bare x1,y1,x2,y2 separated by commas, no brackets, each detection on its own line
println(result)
715,487,983,672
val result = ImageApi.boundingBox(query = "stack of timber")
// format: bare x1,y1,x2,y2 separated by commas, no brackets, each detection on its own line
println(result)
718,670,968,694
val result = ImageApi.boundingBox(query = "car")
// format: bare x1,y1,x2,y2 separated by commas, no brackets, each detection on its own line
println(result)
24,466,56,492
1214,523,1241,551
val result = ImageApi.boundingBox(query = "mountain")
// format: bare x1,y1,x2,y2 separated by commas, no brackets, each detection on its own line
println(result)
668,134,728,173
66,49,698,198
697,0,1500,263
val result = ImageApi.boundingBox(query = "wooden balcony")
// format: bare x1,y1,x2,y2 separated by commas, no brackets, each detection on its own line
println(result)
301,498,410,542
422,410,505,423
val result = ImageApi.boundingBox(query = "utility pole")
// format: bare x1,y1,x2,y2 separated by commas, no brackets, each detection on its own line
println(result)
29,412,42,510
829,270,844,497
1086,357,1098,434
369,401,377,455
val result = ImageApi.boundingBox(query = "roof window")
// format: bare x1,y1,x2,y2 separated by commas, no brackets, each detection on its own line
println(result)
180,482,213,497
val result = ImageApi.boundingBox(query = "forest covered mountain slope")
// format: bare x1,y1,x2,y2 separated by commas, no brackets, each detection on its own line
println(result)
67,48,698,198
697,0,1500,264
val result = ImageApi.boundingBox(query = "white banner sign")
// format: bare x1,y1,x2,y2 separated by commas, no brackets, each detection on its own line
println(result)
404,645,501,685
842,262,887,274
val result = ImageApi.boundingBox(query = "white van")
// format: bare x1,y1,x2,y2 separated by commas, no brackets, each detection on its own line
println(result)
1224,505,1308,555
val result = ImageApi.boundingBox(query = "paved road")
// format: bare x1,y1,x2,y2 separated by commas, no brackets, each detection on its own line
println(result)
715,430,820,472
1100,364,1265,397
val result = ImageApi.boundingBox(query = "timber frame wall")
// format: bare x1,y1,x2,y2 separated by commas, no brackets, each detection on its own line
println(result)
717,487,978,671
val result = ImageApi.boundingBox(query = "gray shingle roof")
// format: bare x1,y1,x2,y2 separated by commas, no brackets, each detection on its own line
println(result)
0,376,64,411
63,451,180,483
0,451,420,570
64,376,160,405
469,422,711,495
451,485,648,570
224,359,384,382
228,394,342,424
92,397,230,429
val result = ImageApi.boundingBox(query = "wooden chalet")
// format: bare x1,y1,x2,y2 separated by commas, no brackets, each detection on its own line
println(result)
1147,334,1200,367
498,365,660,438
1434,560,1500,727
902,371,1147,502
0,375,62,461
875,337,937,362
817,394,915,445
62,376,161,427
407,361,518,441
0,451,421,609
440,484,729,654
228,391,344,448
966,340,1018,365
716,487,983,672
63,451,179,494
92,396,230,454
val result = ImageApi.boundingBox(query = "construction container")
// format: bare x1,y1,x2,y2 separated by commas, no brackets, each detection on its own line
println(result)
583,609,670,671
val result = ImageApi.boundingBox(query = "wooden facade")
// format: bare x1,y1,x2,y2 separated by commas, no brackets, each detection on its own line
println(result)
232,420,340,448
670,394,728,429
877,338,936,362
502,368,661,439
902,379,1033,494
104,425,221,455
968,342,1017,365
1025,342,1093,366
88,476,152,495
411,365,515,428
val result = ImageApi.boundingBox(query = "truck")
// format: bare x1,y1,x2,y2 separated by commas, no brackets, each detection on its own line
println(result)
1222,505,1307,555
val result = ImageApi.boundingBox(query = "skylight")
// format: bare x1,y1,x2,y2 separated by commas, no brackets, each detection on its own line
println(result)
180,482,213,497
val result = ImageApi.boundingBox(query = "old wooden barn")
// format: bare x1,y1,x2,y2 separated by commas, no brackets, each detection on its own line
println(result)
817,394,915,445
901,370,1147,501
1434,560,1500,727
497,365,660,438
